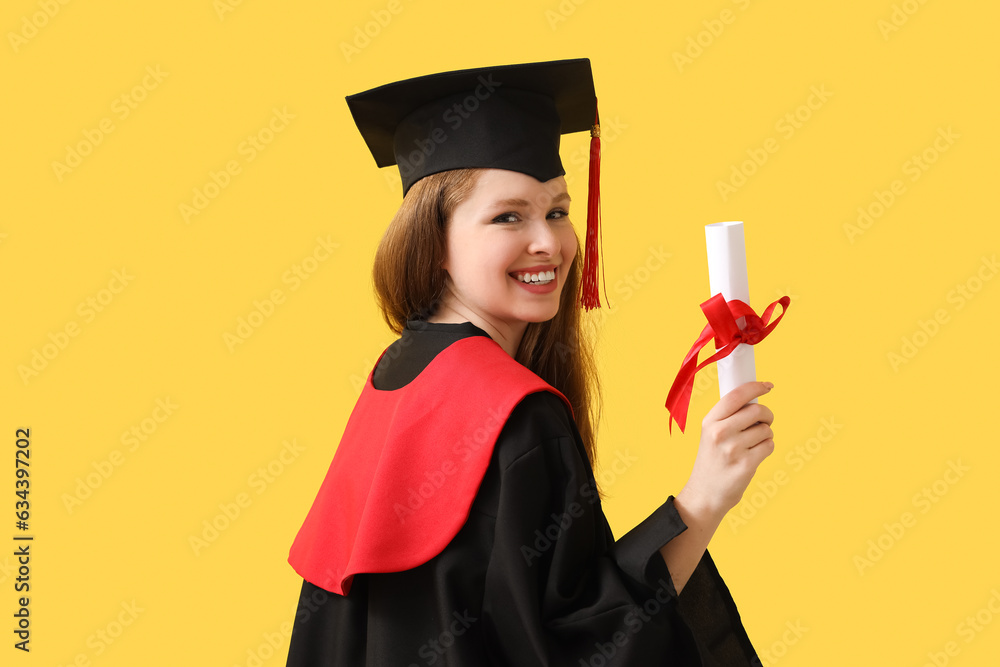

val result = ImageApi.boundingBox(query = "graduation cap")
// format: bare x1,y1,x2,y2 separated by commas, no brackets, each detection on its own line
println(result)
346,58,606,310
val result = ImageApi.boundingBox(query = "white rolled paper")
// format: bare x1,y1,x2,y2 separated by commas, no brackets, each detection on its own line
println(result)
705,221,757,402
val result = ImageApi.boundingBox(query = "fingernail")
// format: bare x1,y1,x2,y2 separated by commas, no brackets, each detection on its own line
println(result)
763,382,774,390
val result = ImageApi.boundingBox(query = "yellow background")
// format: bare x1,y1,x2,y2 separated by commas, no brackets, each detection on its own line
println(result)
3,0,998,664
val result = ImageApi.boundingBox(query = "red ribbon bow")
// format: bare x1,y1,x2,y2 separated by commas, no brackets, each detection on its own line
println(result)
665,293,790,434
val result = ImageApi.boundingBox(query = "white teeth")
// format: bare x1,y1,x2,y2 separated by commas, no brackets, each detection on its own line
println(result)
514,270,555,284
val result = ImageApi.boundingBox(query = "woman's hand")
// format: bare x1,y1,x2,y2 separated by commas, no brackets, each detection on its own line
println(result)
678,380,776,523
660,381,775,593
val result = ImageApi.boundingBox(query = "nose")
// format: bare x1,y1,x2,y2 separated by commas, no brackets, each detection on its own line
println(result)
526,216,561,257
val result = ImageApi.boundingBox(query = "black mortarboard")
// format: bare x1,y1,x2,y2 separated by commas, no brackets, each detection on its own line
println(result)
345,58,606,310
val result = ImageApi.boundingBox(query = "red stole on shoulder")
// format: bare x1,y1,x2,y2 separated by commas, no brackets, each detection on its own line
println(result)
287,335,572,596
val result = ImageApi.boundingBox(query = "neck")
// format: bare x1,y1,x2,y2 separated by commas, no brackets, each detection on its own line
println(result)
426,306,526,358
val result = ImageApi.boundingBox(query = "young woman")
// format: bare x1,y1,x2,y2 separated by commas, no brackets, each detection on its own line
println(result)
285,59,773,666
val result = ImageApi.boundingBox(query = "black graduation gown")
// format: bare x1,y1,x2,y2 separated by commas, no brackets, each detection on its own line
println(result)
285,320,761,666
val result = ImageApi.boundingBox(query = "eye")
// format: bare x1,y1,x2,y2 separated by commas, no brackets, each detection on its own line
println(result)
492,212,520,224
492,208,569,223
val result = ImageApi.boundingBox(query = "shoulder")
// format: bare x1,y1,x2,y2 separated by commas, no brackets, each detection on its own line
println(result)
492,390,580,472
469,389,590,519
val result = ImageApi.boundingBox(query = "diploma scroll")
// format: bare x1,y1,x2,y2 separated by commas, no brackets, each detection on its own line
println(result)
665,221,788,434
705,221,757,403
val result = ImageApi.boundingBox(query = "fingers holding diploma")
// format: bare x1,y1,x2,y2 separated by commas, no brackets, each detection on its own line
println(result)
683,380,777,518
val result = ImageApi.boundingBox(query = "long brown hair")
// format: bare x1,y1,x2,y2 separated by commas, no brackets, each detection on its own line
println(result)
372,168,602,469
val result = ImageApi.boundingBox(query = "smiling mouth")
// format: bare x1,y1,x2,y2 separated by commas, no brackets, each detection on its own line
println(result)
510,268,556,285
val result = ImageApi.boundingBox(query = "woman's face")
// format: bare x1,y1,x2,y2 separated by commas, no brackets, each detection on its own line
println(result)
439,168,578,333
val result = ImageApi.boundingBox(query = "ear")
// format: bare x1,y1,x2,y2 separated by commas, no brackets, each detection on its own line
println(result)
435,252,451,297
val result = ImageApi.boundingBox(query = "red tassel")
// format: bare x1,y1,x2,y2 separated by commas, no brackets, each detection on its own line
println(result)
581,101,604,310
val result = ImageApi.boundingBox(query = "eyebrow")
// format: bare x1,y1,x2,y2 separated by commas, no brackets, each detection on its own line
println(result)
489,192,572,208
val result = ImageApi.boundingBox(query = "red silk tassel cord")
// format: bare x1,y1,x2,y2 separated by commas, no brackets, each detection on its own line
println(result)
581,102,606,311
664,293,790,434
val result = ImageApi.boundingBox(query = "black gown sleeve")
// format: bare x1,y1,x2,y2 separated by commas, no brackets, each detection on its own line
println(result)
481,391,760,666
